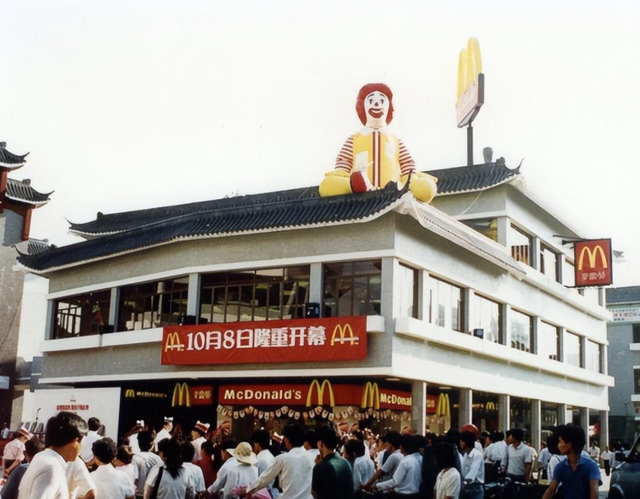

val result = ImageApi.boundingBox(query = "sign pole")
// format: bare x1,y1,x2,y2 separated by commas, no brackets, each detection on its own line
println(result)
467,124,474,166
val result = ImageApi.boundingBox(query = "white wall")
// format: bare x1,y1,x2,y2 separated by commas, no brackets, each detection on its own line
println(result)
17,273,49,361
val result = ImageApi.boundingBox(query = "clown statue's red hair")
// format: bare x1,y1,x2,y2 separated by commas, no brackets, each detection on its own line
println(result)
319,83,437,203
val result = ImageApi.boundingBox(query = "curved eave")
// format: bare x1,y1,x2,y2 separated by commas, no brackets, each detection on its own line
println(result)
19,198,403,275
68,228,122,239
434,174,519,197
0,161,26,169
5,194,51,208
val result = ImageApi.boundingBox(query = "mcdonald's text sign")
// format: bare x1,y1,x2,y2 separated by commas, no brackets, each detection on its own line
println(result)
574,239,612,287
162,316,367,365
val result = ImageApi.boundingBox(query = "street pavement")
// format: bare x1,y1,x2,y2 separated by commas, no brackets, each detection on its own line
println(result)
599,471,610,499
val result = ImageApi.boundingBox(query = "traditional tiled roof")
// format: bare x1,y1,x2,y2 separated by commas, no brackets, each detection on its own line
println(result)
425,161,520,196
606,286,640,305
6,178,52,207
70,163,520,237
14,239,53,256
18,183,408,273
0,142,28,169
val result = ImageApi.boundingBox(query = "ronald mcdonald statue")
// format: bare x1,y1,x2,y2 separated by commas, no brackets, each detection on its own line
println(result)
319,83,437,203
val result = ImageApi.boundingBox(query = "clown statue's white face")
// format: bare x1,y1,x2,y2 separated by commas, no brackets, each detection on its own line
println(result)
364,91,389,129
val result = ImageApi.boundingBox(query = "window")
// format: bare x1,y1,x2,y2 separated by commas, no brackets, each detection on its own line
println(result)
324,261,381,317
462,218,498,242
539,322,559,361
397,264,419,318
540,245,558,282
200,266,310,323
564,331,582,367
510,309,533,352
52,290,111,339
633,325,640,344
563,259,575,288
118,278,188,331
427,276,464,332
472,294,501,342
509,224,533,266
634,369,640,395
585,340,601,373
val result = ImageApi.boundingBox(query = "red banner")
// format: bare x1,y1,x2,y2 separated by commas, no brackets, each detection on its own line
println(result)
574,239,613,287
218,380,413,410
161,316,367,365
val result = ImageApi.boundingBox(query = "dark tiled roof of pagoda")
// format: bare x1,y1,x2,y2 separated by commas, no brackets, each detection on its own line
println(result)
424,162,520,195
18,183,407,273
6,178,52,206
0,142,29,169
606,286,640,305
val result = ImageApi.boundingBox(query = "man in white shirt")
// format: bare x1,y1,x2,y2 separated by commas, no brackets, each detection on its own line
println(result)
361,431,403,488
504,428,534,483
190,421,209,463
303,430,320,463
18,411,88,499
460,431,484,499
373,434,423,496
344,439,374,491
207,440,239,497
80,417,103,465
252,429,279,498
484,431,507,467
66,456,97,499
127,420,144,455
90,438,135,499
153,417,173,451
180,441,207,497
131,430,163,499
242,423,314,499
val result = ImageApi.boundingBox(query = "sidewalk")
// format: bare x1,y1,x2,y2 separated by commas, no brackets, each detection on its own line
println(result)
599,472,610,499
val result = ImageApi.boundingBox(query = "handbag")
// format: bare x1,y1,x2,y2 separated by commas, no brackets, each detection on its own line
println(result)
149,466,164,499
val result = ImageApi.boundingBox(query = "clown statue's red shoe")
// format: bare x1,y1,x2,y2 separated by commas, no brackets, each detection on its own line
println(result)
319,83,437,203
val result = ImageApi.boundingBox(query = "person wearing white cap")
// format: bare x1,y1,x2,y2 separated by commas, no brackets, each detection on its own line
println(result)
153,417,173,451
2,428,31,477
127,420,145,455
222,442,258,499
190,421,209,463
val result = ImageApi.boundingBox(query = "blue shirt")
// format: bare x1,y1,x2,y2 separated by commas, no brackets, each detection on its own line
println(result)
552,455,600,499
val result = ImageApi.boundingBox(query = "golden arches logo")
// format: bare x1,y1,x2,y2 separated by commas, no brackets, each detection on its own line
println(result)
486,401,497,412
361,382,380,410
125,389,136,398
330,324,358,346
165,332,185,352
577,245,609,271
436,393,450,417
457,38,482,101
306,379,335,407
172,383,191,407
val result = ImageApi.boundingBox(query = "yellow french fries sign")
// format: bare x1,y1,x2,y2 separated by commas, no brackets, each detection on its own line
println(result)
456,37,484,128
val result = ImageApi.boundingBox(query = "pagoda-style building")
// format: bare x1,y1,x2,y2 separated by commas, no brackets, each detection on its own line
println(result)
0,142,52,428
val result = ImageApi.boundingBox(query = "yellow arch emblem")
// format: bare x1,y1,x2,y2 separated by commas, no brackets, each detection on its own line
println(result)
361,382,380,410
306,379,335,407
577,245,608,271
125,389,136,398
457,38,482,101
330,324,358,346
165,332,185,352
172,382,191,407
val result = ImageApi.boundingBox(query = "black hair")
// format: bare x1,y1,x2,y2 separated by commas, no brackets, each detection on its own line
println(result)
252,429,271,450
93,437,117,464
88,417,101,432
158,438,183,479
221,439,238,452
401,434,420,454
201,440,215,457
180,441,196,462
509,428,524,443
282,423,306,448
116,445,134,464
137,430,153,452
25,436,44,458
345,438,365,458
316,423,341,451
385,431,401,450
304,430,318,449
460,431,476,450
556,425,586,453
45,411,88,448
546,431,560,455
434,442,458,468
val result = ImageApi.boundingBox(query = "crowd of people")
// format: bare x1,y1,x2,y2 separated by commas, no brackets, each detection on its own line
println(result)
0,412,603,499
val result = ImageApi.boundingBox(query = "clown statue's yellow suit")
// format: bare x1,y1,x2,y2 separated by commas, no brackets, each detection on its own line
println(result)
319,83,437,203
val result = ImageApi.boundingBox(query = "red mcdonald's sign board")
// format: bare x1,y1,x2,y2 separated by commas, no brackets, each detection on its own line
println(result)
574,239,613,287
162,316,367,365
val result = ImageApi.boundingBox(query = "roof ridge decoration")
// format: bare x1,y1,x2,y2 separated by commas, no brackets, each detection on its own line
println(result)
18,183,407,274
6,177,53,207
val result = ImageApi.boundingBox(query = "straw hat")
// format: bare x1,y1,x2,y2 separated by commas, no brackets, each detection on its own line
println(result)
234,442,258,465
17,428,31,439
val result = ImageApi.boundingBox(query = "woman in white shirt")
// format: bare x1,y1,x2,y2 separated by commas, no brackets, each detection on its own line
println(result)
434,442,461,499
144,439,195,499
222,442,259,499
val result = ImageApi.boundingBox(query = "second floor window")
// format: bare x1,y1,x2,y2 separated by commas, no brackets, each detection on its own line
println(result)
585,340,602,373
564,331,582,367
427,276,464,332
540,245,558,282
510,309,533,352
323,260,381,317
118,278,188,331
539,322,559,361
472,294,501,342
509,224,533,267
52,291,111,339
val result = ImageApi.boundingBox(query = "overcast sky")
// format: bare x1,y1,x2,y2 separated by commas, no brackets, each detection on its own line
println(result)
3,0,639,286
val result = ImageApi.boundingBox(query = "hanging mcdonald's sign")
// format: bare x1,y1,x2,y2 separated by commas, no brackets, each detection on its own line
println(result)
436,393,451,417
162,316,367,365
456,38,485,128
219,379,412,411
574,239,613,287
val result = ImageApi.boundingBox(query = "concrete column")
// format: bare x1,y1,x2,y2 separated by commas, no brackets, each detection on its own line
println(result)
309,263,323,306
501,304,510,346
532,317,541,355
599,410,610,451
556,253,565,285
531,399,541,450
464,288,474,335
187,273,201,317
44,300,55,340
530,236,540,270
499,394,511,431
496,216,509,247
558,404,569,425
459,388,473,426
418,270,429,322
108,287,119,328
558,327,566,364
580,407,590,444
381,257,397,333
580,336,587,369
412,380,427,435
